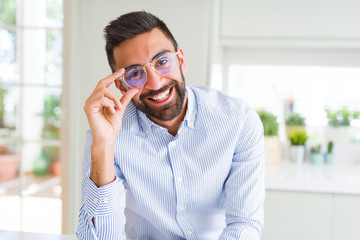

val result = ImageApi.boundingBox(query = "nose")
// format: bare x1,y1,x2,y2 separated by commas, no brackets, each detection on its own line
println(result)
143,64,164,90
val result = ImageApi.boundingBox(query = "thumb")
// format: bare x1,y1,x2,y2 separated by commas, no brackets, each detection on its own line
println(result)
119,88,139,109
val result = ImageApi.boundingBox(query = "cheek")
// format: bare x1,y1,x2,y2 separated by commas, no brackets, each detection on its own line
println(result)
131,91,143,102
168,68,183,81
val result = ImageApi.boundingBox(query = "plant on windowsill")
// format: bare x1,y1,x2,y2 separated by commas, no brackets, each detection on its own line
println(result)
257,110,281,164
289,131,308,164
324,141,334,164
325,107,360,144
0,144,19,181
0,87,20,182
33,95,61,176
0,88,6,129
285,113,306,139
310,144,323,164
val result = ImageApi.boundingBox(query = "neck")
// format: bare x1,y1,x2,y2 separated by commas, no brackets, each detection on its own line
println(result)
149,92,188,136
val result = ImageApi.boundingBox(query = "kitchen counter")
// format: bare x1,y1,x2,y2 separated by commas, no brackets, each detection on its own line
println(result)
265,161,360,195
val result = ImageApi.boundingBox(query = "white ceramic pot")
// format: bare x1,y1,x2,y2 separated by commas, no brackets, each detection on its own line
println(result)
290,145,305,164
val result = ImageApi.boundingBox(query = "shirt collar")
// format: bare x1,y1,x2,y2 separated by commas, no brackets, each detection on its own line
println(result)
184,86,196,129
136,86,197,135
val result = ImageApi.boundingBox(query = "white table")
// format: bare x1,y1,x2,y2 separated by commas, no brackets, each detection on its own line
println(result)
0,230,76,240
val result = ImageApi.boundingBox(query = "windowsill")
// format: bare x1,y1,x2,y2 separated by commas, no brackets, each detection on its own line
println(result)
265,161,360,195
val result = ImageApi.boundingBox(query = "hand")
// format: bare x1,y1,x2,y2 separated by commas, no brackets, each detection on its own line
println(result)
84,68,138,144
84,69,138,187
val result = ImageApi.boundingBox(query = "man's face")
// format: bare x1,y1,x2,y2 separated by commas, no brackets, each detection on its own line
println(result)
113,28,187,122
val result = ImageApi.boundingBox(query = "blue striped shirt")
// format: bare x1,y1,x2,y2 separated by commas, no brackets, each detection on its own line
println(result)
77,86,265,240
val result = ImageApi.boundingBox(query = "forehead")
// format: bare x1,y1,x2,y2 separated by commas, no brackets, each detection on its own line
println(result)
113,28,175,69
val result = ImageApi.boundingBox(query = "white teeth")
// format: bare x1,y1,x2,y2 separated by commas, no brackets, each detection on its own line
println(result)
151,88,170,101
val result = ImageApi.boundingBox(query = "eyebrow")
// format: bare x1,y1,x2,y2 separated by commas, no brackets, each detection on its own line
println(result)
123,50,171,70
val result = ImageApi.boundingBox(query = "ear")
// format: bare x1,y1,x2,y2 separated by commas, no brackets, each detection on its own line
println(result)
115,77,128,94
177,48,187,73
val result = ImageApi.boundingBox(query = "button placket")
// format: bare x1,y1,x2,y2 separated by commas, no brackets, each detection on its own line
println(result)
168,137,192,237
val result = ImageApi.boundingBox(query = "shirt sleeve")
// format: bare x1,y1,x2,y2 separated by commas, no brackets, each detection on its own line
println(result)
76,130,127,240
219,108,266,240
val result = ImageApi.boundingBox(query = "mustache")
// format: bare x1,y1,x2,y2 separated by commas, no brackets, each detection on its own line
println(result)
140,81,176,100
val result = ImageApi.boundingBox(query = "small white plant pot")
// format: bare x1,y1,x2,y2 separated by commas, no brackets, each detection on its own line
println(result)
290,145,305,164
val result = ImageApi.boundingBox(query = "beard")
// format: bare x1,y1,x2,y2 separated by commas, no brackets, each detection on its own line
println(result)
131,70,186,122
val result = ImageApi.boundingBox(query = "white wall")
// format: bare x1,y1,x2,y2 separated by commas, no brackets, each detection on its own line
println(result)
221,0,360,39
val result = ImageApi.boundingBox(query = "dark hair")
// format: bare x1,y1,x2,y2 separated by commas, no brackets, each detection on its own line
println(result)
104,11,178,72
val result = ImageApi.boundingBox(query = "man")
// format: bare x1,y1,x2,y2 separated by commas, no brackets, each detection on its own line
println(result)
77,11,265,240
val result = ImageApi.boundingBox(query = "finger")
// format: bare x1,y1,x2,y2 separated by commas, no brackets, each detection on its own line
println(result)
97,68,125,88
103,88,122,110
101,97,117,114
119,88,139,108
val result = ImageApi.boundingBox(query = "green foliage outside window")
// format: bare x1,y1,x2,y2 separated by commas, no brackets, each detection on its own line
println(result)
46,0,63,22
41,95,61,139
34,94,61,176
0,0,16,25
0,88,6,128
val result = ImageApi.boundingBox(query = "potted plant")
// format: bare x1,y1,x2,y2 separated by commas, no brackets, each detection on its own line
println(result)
0,144,19,182
257,110,281,164
285,113,306,139
325,106,359,144
33,95,61,176
289,131,308,164
310,144,323,164
0,88,6,128
324,141,334,164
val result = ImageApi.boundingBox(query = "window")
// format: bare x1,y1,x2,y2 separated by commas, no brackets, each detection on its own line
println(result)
214,49,360,146
227,65,360,125
0,0,63,234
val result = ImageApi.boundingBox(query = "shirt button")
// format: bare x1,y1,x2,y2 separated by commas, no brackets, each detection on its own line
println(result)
178,205,184,211
93,198,98,204
145,130,150,135
177,177,183,183
169,142,175,147
103,197,108,203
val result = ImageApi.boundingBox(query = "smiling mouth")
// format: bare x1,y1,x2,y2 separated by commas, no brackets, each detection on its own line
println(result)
148,87,173,102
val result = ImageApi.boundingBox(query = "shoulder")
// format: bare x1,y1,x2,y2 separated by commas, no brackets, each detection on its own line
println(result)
189,85,253,119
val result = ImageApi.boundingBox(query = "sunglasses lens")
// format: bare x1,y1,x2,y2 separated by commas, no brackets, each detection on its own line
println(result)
154,52,175,75
124,66,146,87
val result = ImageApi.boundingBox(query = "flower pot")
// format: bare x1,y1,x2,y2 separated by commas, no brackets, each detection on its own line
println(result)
324,153,334,164
33,156,50,176
50,161,61,176
290,145,305,164
0,154,20,181
310,153,324,165
264,136,282,164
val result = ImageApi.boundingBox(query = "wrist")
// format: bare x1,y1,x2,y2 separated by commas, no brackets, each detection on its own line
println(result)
90,141,116,187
